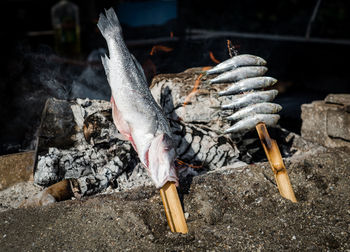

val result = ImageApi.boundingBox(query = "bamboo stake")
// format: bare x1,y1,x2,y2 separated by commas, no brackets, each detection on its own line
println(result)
160,181,188,234
256,123,297,203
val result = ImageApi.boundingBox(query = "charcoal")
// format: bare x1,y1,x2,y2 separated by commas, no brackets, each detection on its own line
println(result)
34,68,296,197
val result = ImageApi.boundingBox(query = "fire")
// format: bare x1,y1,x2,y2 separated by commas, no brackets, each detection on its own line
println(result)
183,66,212,106
149,45,173,56
175,159,203,169
209,51,220,64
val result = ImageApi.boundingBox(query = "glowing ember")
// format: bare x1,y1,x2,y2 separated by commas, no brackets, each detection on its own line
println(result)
149,45,173,56
183,66,212,106
175,159,203,169
209,51,220,64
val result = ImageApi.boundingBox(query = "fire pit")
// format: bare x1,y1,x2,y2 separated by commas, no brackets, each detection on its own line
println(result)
30,64,298,200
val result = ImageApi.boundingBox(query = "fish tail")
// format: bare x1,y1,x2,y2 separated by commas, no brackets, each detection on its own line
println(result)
97,8,122,40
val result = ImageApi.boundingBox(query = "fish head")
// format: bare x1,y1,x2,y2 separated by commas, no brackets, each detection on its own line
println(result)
147,133,178,189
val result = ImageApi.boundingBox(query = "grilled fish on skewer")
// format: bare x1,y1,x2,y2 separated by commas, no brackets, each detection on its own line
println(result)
207,51,296,202
207,52,281,134
206,54,266,75
98,8,178,188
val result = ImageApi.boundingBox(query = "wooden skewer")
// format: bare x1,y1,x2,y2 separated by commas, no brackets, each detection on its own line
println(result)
160,181,188,234
256,123,297,203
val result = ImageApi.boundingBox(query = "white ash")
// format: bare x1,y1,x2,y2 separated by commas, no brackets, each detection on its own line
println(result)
35,97,241,196
0,182,42,212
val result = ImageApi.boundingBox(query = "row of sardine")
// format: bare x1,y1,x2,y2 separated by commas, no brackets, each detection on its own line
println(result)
206,54,281,134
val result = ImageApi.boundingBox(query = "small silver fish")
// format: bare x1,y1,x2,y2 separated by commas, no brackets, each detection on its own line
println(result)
206,54,266,75
98,8,178,188
210,66,268,84
226,102,282,121
221,90,278,110
218,77,277,96
224,114,280,134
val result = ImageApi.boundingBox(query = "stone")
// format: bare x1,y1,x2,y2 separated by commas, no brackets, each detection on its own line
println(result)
36,98,77,154
301,94,350,149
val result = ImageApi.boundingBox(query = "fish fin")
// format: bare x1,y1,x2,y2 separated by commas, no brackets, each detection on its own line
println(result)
131,54,147,83
97,8,122,39
101,54,110,82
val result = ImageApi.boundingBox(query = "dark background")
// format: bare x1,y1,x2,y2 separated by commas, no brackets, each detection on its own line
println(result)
0,0,349,155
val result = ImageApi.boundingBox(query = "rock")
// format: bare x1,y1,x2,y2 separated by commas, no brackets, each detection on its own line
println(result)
301,94,350,149
36,98,77,153
151,68,233,132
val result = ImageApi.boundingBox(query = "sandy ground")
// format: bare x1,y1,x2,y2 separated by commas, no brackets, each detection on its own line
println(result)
0,138,349,251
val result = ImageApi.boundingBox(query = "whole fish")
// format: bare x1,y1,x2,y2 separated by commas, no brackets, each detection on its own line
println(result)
97,8,178,188
218,77,277,96
221,90,278,110
210,66,268,84
224,114,280,134
226,102,282,121
206,54,266,75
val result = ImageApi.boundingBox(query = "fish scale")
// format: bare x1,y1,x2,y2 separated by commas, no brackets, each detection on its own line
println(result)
206,54,282,134
97,8,178,188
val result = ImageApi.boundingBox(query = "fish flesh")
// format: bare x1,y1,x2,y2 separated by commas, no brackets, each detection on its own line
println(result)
226,102,282,121
97,8,178,188
221,90,278,110
224,114,280,134
210,66,268,84
218,77,277,96
206,54,266,75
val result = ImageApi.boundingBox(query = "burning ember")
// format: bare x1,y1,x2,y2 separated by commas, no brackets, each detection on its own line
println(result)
183,66,211,106
209,51,220,64
149,45,173,56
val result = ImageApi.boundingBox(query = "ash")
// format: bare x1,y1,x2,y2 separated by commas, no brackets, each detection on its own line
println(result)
35,98,240,196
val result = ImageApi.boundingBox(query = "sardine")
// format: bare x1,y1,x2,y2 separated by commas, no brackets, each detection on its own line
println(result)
224,114,280,134
226,102,282,121
210,66,268,84
206,54,266,75
221,89,278,110
218,77,277,96
221,90,278,110
97,8,178,188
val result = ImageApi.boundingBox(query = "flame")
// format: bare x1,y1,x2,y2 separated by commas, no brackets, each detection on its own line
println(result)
170,31,174,38
183,66,212,106
175,159,203,169
209,51,220,64
149,45,173,56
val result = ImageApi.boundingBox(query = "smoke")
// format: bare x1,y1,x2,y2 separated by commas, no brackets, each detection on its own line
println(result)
0,45,111,155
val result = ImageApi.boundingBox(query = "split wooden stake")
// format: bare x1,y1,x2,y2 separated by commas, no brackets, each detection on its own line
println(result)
160,181,188,234
256,123,297,203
